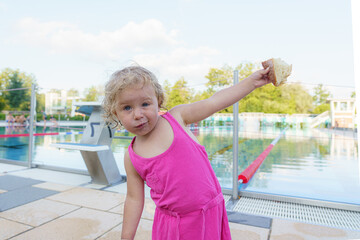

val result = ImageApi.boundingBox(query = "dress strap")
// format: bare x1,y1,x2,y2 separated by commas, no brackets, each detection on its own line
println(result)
161,112,176,125
161,112,185,132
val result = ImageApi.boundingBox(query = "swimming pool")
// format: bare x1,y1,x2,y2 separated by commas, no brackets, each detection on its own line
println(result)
1,124,359,206
202,126,360,205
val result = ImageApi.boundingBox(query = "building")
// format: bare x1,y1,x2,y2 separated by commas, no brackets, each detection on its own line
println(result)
329,98,356,128
45,90,81,116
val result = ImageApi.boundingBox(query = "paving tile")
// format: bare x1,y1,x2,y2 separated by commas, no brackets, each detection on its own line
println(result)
109,198,155,220
0,175,43,191
227,211,272,229
104,182,127,194
229,222,270,240
0,218,32,239
109,202,124,215
0,199,79,227
9,169,91,186
270,218,360,240
97,224,123,240
0,186,58,211
134,219,153,239
104,182,152,198
11,207,122,240
98,219,153,240
47,187,125,211
0,163,27,173
33,182,75,192
141,198,156,220
83,183,107,190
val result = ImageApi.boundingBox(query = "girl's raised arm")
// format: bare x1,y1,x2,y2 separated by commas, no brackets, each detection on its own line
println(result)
121,151,145,239
171,67,271,125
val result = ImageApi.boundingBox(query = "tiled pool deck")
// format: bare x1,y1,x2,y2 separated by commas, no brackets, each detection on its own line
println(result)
1,163,360,240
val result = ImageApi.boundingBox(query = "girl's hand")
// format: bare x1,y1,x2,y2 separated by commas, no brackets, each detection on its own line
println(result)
248,67,272,88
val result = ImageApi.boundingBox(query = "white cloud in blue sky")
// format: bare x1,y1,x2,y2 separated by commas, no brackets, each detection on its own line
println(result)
0,0,356,98
10,18,180,59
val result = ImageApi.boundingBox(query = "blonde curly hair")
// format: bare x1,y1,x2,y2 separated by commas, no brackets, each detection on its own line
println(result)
103,66,164,128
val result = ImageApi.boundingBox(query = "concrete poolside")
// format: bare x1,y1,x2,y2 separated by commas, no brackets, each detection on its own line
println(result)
1,163,360,240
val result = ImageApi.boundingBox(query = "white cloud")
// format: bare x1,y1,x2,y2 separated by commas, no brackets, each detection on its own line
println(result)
10,17,222,88
133,46,221,85
12,18,180,59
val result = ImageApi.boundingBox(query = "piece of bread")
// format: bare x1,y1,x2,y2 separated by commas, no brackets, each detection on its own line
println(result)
262,58,292,86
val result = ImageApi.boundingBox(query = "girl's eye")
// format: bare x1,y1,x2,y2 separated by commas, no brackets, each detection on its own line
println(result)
124,106,131,111
142,102,150,107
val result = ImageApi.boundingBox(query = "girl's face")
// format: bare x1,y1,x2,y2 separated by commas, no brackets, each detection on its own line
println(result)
115,84,159,137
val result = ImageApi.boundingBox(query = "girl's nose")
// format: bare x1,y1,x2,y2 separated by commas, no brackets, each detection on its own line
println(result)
133,108,143,119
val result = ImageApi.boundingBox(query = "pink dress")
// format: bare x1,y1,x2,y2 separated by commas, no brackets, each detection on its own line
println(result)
128,112,232,240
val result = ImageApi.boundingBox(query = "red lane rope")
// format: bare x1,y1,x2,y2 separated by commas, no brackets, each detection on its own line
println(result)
238,127,287,184
238,144,274,183
0,132,59,138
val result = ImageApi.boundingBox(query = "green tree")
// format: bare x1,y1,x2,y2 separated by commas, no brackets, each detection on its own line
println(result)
313,84,331,105
0,97,6,111
203,62,256,113
4,73,29,110
164,62,315,115
83,85,104,102
0,68,35,90
163,80,171,109
0,68,37,111
241,83,283,113
236,62,256,80
36,93,45,113
68,88,80,97
313,104,330,114
281,84,313,113
65,88,80,112
205,64,233,92
203,63,314,114
165,77,192,109
312,84,332,114
235,63,278,113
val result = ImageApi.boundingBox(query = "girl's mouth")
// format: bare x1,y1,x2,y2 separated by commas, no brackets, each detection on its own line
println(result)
135,122,147,128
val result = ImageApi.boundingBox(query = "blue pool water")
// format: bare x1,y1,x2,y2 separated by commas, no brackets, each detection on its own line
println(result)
1,125,359,205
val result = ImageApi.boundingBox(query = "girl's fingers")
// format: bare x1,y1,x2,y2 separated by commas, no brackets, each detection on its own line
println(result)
263,67,270,74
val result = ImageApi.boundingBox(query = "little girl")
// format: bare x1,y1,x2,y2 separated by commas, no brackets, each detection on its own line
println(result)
103,65,270,239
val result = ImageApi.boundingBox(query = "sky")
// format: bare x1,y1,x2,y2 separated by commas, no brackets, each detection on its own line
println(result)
0,0,357,98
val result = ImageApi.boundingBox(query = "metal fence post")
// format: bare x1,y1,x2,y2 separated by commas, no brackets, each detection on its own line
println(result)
28,84,36,168
232,70,239,199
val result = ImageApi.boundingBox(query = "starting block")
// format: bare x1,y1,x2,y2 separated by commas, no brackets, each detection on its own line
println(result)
51,102,123,185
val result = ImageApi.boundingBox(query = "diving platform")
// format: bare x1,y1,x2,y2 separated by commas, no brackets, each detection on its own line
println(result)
51,102,123,185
